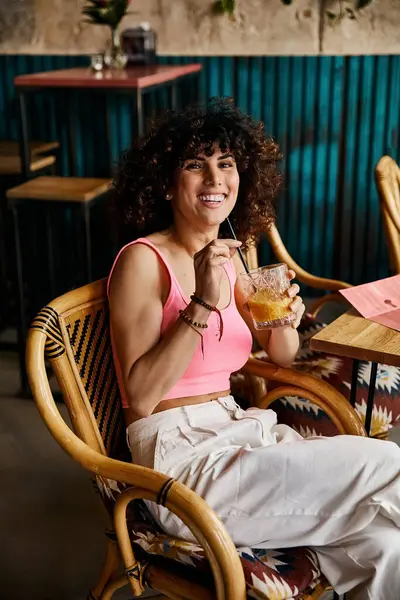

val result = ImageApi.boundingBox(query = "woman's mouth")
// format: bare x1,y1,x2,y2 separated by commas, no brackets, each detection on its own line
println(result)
198,194,226,207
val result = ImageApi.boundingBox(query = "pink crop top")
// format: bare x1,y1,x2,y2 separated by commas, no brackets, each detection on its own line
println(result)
108,238,253,408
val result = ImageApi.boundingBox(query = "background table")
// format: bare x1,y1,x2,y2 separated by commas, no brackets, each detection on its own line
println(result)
14,64,203,179
310,309,400,434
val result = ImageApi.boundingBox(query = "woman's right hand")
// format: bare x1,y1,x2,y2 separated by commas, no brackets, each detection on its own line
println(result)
193,239,242,306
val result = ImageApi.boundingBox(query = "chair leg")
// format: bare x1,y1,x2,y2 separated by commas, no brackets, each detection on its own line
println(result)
100,574,129,600
88,535,121,600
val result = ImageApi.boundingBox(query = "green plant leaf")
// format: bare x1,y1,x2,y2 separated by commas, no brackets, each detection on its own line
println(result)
213,0,235,15
82,0,129,27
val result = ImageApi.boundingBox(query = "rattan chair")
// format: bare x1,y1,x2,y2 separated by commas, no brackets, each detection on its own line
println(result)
26,278,366,600
375,155,400,274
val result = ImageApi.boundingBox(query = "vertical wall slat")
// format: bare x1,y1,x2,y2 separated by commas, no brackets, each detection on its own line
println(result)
299,57,318,271
338,57,361,283
249,57,262,121
236,57,250,113
325,57,345,279
349,56,373,282
284,56,302,259
221,57,234,98
312,57,330,277
262,57,275,134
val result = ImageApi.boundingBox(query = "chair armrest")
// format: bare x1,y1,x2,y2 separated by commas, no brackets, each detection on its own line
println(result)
307,293,349,320
242,358,366,437
26,329,246,600
267,224,351,291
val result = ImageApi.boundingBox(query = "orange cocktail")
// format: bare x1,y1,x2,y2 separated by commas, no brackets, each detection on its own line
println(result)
248,288,292,323
241,264,295,329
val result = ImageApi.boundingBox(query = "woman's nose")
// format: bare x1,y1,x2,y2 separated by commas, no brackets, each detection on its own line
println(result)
204,166,221,187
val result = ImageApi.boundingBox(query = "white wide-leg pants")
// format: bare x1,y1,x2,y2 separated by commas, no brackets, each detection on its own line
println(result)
127,396,400,598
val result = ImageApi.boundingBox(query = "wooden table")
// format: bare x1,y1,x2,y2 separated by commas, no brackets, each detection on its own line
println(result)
310,309,400,434
14,64,202,178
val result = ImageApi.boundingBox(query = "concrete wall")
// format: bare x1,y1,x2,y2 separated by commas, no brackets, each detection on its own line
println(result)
0,0,399,55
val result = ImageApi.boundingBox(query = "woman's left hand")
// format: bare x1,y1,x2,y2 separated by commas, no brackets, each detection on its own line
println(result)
287,270,305,329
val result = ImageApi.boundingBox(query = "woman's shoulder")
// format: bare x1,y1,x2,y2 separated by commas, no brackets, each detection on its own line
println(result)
108,237,164,299
115,238,160,271
114,230,172,265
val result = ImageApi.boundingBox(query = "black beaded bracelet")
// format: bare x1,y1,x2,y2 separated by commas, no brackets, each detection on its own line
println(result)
190,294,224,342
190,294,214,312
179,309,208,329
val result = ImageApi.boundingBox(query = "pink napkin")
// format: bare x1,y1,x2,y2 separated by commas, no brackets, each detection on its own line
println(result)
339,275,400,332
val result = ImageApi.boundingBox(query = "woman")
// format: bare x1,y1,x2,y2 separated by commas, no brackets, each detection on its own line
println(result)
109,98,400,599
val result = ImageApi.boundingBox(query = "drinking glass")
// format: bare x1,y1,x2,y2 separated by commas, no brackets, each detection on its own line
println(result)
240,263,295,329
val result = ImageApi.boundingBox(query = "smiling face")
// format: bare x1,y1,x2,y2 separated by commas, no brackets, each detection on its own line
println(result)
170,146,240,231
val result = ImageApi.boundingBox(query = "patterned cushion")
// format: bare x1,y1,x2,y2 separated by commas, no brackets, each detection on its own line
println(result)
254,314,400,439
95,477,326,599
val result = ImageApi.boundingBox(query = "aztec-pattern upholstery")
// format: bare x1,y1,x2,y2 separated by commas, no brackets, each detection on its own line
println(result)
253,314,400,439
27,278,344,600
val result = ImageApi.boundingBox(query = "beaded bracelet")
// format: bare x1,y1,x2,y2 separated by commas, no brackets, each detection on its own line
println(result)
190,294,214,312
179,309,207,357
190,294,224,342
178,309,208,329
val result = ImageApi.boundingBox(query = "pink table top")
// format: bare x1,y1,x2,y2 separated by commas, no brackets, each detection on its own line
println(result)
15,64,202,90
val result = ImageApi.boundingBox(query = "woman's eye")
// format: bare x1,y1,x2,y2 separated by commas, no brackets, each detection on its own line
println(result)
186,162,201,170
220,161,233,168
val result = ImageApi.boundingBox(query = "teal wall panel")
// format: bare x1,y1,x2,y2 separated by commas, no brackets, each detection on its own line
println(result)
1,54,399,289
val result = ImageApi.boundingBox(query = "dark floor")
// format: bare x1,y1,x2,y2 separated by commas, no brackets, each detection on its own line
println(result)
0,349,159,600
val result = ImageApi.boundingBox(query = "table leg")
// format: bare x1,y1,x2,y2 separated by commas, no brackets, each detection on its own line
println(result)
45,209,56,299
12,205,29,396
17,91,31,180
350,358,377,436
83,205,93,283
135,89,144,138
194,72,202,103
170,83,178,111
105,95,113,175
349,359,360,407
0,191,7,324
364,362,378,436
68,93,78,176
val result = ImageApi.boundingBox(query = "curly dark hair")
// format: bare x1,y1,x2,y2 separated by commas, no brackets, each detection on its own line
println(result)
113,97,282,245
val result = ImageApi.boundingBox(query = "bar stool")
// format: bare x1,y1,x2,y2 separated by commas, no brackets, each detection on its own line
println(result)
0,140,60,350
6,175,112,395
0,140,59,176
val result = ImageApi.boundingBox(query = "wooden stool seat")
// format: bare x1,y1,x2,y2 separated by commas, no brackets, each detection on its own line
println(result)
6,176,111,203
0,155,56,176
0,140,60,156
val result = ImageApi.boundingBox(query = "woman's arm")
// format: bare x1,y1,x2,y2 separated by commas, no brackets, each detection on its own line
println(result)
109,244,211,418
233,254,304,368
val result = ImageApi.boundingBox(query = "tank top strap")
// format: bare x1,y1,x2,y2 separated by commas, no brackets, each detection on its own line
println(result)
107,237,180,297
